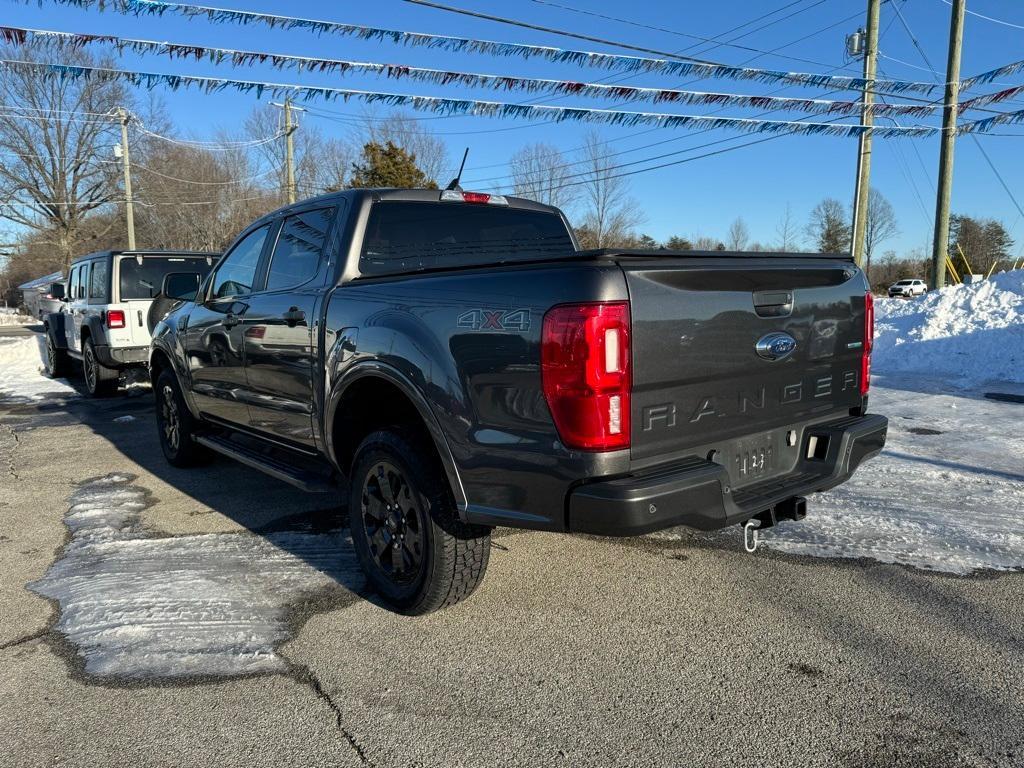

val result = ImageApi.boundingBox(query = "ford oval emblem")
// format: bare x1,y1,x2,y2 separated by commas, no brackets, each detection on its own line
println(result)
755,332,797,361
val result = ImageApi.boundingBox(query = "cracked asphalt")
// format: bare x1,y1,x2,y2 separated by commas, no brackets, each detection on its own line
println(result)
1,332,1023,767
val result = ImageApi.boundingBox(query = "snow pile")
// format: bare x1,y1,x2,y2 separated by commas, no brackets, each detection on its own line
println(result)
0,311,35,326
0,336,78,400
32,474,361,679
873,270,1024,385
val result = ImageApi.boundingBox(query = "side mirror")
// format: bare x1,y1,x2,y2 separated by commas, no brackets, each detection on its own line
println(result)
162,272,202,302
48,282,65,300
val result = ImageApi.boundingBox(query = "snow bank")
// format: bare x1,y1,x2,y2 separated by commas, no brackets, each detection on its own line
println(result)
32,474,360,679
0,311,35,326
0,336,78,400
873,270,1024,385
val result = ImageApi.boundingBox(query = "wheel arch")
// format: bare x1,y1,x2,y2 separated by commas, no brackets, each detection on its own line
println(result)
326,363,468,514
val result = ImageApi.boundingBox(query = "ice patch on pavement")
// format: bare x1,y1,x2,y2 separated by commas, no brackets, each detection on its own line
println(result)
874,270,1024,385
0,335,78,401
31,474,360,679
112,415,135,423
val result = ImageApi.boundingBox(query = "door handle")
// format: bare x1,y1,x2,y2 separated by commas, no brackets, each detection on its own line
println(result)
223,312,240,329
282,307,306,327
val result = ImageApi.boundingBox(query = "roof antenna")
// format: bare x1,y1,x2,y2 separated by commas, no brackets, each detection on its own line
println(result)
445,147,470,191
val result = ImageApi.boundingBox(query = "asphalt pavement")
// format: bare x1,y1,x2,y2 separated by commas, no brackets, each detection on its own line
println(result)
1,339,1022,768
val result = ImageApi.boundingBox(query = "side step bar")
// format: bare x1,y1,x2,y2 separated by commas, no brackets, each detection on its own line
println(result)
195,433,338,494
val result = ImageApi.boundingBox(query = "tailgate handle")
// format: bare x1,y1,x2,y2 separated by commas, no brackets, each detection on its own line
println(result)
752,290,793,318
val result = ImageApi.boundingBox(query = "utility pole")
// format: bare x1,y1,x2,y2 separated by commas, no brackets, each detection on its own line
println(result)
850,0,880,267
271,99,304,204
931,0,966,289
117,107,136,250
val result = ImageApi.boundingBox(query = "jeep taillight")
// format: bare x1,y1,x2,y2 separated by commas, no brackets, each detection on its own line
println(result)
106,309,126,329
861,291,874,396
541,301,630,451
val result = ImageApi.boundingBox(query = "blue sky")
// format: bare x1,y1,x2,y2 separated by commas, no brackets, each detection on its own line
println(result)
6,0,1024,256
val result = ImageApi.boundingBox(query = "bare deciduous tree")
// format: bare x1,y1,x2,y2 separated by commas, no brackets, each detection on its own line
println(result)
576,131,642,248
132,139,278,251
806,197,851,253
775,203,800,251
509,143,579,211
361,111,447,187
726,217,749,251
864,187,899,280
0,49,129,267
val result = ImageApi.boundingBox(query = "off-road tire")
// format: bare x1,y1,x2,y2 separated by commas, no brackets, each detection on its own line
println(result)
349,429,490,615
44,329,70,379
155,368,210,467
82,338,118,397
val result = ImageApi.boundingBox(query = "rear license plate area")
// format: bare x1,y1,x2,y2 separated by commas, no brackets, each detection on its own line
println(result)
731,432,778,487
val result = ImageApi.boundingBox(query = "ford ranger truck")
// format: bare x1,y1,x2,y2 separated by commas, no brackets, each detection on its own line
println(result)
150,189,887,614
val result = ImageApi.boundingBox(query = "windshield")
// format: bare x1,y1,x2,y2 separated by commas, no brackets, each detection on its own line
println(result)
895,280,912,286
118,255,214,300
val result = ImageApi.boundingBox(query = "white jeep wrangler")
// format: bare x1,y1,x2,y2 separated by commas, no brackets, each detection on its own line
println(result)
44,250,216,396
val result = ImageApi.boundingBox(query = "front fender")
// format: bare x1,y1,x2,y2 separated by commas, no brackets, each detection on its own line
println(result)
43,312,67,349
151,316,202,420
324,359,468,513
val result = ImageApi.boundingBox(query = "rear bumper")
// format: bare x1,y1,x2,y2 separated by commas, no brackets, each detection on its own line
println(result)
568,413,888,536
93,344,149,368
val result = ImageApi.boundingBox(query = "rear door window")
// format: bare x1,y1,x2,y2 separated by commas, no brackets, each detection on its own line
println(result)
359,201,574,275
89,260,109,302
265,208,333,292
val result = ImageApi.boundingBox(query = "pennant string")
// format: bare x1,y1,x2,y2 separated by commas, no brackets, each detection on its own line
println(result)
0,25,945,118
0,58,943,138
25,0,939,96
960,59,1024,92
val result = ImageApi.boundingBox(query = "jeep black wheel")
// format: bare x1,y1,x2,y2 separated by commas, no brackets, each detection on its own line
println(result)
82,338,118,397
44,331,70,378
349,430,490,615
155,369,209,467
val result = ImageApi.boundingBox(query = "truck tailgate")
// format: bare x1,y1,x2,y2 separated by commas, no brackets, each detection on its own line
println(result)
621,256,868,472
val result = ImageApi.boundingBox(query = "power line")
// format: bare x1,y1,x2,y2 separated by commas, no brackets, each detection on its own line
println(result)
525,0,848,70
893,3,1024,224
402,0,937,93
940,0,1024,31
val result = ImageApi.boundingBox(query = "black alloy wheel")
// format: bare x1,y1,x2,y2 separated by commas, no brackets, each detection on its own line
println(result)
359,460,426,585
160,382,181,454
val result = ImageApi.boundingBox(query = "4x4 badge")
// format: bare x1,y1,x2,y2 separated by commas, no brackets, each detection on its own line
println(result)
457,308,530,332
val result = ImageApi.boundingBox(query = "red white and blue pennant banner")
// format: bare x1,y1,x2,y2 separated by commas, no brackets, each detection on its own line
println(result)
0,26,943,119
0,59,941,138
27,0,939,96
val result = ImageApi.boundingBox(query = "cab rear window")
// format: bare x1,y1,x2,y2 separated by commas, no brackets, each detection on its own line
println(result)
359,202,574,276
118,256,213,300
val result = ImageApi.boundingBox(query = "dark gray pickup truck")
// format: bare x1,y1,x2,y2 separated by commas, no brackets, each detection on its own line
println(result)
150,188,887,614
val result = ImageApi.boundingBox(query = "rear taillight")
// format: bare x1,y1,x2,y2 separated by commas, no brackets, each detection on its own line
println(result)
861,291,874,396
541,301,631,451
105,309,126,329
